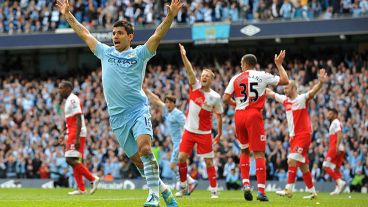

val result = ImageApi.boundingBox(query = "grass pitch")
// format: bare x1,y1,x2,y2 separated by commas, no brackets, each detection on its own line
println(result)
0,188,366,207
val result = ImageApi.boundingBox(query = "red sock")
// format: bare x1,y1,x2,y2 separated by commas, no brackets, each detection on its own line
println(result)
287,166,297,184
324,167,339,181
240,153,250,186
302,171,314,189
178,162,187,183
255,157,266,194
206,166,217,188
75,163,95,181
73,167,85,191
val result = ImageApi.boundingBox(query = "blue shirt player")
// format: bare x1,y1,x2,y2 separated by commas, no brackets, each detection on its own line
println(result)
56,0,183,206
144,89,198,191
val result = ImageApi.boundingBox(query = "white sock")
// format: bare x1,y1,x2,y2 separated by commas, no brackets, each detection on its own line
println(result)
285,183,294,191
309,186,316,194
141,154,159,197
159,178,168,193
187,175,195,183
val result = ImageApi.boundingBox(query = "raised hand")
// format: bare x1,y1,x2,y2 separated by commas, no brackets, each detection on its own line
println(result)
179,43,186,56
166,0,183,17
319,68,328,83
274,50,286,67
56,0,71,15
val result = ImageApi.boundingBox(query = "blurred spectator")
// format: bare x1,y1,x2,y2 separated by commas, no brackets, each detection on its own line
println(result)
0,0,367,34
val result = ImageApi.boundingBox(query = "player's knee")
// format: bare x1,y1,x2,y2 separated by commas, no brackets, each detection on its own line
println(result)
204,158,213,167
253,151,265,158
241,148,250,154
287,159,296,166
66,157,76,167
138,145,152,156
178,154,187,163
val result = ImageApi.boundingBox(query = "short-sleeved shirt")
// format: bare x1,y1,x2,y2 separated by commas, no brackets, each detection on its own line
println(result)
94,42,155,128
329,118,342,151
225,70,280,111
275,93,312,137
65,93,87,138
163,104,186,144
185,80,223,134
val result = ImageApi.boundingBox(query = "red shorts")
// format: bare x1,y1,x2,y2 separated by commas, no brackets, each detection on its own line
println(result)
288,133,311,164
179,130,214,158
234,109,266,151
65,136,86,158
325,149,345,169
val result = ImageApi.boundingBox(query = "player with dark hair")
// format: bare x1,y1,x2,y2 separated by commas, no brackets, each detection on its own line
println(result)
224,51,289,202
56,0,182,206
323,107,346,195
58,81,99,195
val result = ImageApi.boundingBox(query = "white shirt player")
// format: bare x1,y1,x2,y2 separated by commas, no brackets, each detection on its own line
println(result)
185,80,223,134
274,93,312,137
225,70,280,110
65,93,87,138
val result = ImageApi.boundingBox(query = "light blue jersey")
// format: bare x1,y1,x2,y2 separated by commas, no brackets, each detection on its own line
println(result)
93,42,155,157
162,104,185,163
94,42,155,125
162,104,185,144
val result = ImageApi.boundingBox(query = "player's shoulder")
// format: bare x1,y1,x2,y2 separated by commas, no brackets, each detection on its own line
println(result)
67,93,80,103
209,89,221,99
332,118,341,126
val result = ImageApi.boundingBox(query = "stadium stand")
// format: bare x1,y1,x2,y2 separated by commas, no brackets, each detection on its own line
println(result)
0,0,367,34
0,51,366,192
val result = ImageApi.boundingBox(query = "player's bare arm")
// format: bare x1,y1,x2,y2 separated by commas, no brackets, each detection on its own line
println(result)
74,114,82,150
308,68,327,98
56,0,98,53
213,113,222,144
179,43,196,85
265,88,276,99
146,0,182,53
223,94,236,107
274,50,289,85
336,130,343,154
143,87,164,109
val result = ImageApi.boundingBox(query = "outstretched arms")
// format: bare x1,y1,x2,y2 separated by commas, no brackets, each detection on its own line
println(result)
146,0,182,53
179,43,196,85
274,50,289,85
56,0,98,53
307,69,328,99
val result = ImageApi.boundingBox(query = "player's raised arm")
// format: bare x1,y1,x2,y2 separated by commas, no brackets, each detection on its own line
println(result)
179,43,196,85
143,86,164,109
145,0,182,53
56,0,98,53
307,69,328,99
274,50,289,85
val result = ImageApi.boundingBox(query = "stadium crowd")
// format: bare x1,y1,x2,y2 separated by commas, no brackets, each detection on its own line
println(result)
0,51,367,192
0,0,368,34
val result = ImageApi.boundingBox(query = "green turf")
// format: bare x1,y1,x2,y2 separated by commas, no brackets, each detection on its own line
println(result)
0,188,366,207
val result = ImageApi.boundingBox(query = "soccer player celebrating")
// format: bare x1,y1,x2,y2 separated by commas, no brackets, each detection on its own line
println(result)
223,51,289,202
266,69,328,199
56,0,182,206
323,107,346,195
176,44,223,199
143,88,198,191
58,81,99,195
